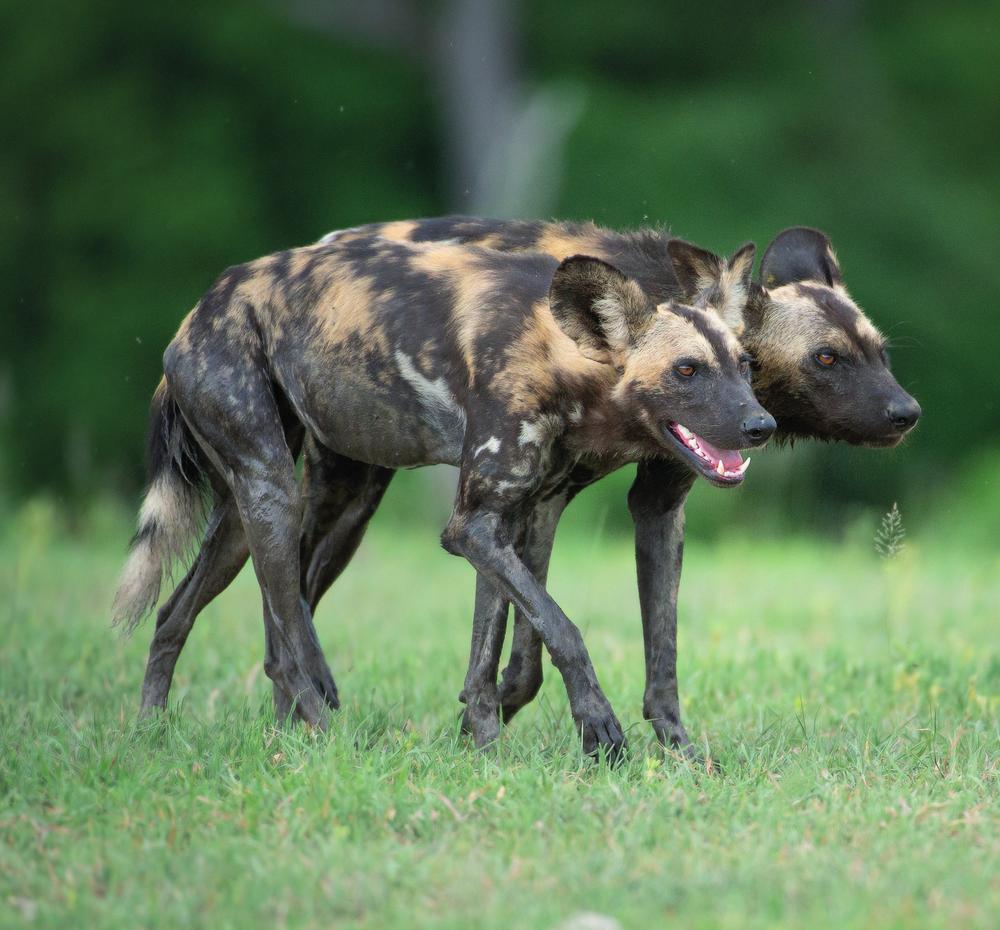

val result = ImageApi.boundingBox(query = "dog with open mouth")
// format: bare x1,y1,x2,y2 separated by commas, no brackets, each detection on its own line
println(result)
300,216,919,754
115,234,775,759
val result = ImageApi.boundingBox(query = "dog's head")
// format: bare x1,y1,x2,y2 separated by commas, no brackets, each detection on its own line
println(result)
740,227,920,446
549,255,775,485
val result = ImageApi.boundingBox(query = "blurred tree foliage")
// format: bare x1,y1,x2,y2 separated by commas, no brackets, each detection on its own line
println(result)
2,0,998,532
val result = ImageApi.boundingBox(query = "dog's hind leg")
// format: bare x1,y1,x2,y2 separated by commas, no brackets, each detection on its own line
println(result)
146,433,383,718
139,498,340,721
299,437,395,614
240,438,396,715
139,490,248,714
168,367,330,728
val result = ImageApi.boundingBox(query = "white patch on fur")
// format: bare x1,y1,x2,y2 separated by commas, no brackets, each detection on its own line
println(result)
112,473,203,634
568,402,584,423
473,436,502,457
591,277,650,348
394,350,467,433
138,476,190,531
518,413,562,447
593,295,631,348
720,279,748,335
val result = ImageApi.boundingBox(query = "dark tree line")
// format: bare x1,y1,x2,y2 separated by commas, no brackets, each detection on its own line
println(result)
3,0,998,530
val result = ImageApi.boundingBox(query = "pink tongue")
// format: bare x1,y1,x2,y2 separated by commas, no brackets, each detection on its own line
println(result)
695,434,743,470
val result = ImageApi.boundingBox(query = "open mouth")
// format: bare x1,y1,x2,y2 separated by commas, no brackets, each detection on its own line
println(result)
664,422,750,486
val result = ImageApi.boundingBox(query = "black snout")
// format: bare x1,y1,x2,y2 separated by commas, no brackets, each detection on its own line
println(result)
741,412,777,445
886,397,921,433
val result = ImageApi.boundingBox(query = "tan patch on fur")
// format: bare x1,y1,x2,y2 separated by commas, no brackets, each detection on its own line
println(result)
407,242,476,276
378,220,419,242
492,298,612,414
322,270,387,354
749,285,828,390
716,258,752,337
747,283,885,392
592,274,654,350
234,248,391,357
858,316,885,346
409,245,490,378
536,224,603,260
473,232,507,250
619,306,725,400
833,284,886,346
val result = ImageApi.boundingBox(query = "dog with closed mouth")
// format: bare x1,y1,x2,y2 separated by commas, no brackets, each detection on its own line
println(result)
114,235,775,758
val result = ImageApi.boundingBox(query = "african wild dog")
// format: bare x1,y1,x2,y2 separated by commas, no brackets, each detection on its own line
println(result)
288,218,919,753
114,235,775,757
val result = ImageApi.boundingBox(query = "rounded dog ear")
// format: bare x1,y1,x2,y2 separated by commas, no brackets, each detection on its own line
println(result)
667,239,725,299
759,227,843,288
548,255,653,358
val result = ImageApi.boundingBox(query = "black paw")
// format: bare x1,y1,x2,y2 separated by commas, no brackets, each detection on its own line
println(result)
311,672,340,711
278,683,330,732
460,697,501,749
579,712,628,765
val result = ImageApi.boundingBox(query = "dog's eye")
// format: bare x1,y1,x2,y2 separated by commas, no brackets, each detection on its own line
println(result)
815,351,837,367
738,356,752,379
675,364,697,378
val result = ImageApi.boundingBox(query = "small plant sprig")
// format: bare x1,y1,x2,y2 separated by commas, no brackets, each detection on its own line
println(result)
875,502,906,559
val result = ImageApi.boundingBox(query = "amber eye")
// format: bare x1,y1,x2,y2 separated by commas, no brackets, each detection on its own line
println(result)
675,364,696,378
815,351,837,367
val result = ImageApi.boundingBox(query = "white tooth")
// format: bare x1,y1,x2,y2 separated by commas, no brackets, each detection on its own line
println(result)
736,457,751,475
677,425,691,439
716,459,725,476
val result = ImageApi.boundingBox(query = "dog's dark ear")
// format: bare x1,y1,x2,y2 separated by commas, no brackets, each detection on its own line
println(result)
743,281,769,329
759,227,843,288
549,255,653,358
667,239,725,298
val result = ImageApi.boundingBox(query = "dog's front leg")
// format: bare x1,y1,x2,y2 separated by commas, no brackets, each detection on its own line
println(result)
498,488,574,722
458,570,512,749
443,506,626,761
628,459,697,755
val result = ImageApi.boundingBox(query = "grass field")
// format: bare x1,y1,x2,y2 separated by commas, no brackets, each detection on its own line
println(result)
2,497,998,930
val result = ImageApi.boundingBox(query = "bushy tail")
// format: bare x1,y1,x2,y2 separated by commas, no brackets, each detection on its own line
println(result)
112,379,207,634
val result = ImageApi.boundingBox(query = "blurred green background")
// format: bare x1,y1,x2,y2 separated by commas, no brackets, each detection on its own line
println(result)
3,0,999,539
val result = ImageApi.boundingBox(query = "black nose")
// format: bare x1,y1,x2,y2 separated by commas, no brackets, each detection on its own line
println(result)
886,397,921,432
741,412,776,445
